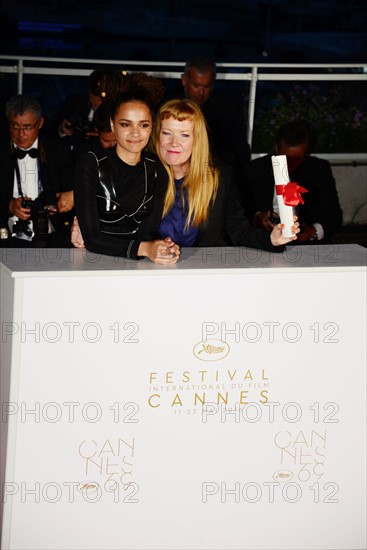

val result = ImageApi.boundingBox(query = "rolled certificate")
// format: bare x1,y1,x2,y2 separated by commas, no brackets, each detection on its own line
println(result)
271,155,295,238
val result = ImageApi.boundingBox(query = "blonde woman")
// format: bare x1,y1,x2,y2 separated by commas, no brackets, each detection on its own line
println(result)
153,98,298,250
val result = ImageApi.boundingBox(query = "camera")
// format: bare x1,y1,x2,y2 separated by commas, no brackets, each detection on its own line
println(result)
19,193,58,237
22,196,56,215
22,191,58,213
65,117,96,137
11,219,34,240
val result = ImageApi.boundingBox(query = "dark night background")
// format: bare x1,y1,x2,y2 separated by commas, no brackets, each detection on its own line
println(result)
0,0,366,150
1,0,366,63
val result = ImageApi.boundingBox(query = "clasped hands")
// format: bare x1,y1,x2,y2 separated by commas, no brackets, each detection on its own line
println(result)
71,217,180,264
138,237,180,264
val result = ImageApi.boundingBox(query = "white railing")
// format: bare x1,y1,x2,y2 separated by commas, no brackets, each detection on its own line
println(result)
1,55,366,163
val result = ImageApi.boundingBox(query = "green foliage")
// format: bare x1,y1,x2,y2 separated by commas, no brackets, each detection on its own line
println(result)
252,84,367,153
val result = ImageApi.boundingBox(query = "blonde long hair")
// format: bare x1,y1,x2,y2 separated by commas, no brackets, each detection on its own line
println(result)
151,98,219,228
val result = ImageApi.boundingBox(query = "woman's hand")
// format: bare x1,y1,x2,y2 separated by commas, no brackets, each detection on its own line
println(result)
138,237,180,264
270,216,300,246
71,216,85,248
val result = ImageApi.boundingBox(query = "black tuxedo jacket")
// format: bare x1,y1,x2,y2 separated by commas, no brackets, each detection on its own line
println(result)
246,154,343,242
194,163,282,253
0,134,74,231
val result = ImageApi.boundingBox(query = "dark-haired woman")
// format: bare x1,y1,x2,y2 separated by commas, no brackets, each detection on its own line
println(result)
74,90,179,264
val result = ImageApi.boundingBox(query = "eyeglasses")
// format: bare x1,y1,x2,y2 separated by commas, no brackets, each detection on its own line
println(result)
9,122,39,132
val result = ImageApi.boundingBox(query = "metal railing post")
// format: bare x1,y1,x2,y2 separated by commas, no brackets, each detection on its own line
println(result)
247,66,258,148
17,59,23,94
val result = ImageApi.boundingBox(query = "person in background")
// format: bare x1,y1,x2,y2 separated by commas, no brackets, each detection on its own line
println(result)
247,121,343,243
0,95,74,247
55,69,107,146
181,56,216,107
180,56,251,201
73,103,117,160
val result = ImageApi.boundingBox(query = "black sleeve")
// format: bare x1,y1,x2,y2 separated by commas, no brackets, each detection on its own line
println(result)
301,159,343,240
74,153,163,259
223,165,284,253
137,158,167,243
245,155,275,216
40,136,75,195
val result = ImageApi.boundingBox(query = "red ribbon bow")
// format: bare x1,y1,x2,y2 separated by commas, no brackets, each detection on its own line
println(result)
276,182,309,207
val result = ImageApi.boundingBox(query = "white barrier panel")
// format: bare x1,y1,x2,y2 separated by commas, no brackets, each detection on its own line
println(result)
1,245,366,550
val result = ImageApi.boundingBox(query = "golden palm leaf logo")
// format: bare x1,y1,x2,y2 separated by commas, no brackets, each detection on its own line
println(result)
77,481,100,494
198,343,225,355
273,470,293,482
193,339,230,361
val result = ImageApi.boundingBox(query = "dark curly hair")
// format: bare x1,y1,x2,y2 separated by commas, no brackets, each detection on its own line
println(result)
87,69,165,111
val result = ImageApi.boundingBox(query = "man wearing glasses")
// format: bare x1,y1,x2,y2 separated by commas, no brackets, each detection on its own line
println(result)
0,95,74,247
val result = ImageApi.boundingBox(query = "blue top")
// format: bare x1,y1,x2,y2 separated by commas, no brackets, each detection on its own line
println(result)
159,177,199,246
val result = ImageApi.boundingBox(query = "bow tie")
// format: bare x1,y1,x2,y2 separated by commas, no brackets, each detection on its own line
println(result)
15,148,38,159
